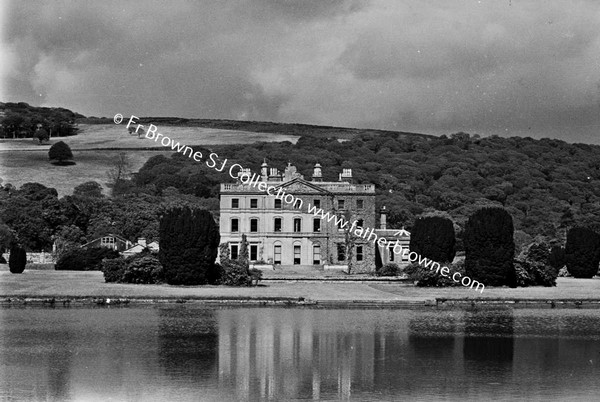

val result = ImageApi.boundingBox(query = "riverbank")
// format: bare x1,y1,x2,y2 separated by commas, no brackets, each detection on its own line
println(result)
2,271,600,308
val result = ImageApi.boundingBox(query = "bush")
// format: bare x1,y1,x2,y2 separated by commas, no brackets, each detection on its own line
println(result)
565,227,600,278
249,268,263,286
121,255,163,284
405,261,465,287
8,246,27,274
409,216,456,263
515,240,558,287
56,247,120,271
548,246,566,269
464,207,516,287
101,257,127,282
216,242,253,286
48,141,73,164
558,267,571,277
376,263,401,277
159,206,220,285
0,254,6,264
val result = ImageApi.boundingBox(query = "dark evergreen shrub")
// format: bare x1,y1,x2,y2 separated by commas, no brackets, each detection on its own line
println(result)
405,261,465,287
55,247,120,271
409,216,456,263
121,256,163,284
464,207,516,287
9,246,27,274
159,206,220,285
548,246,566,269
102,257,127,282
565,227,600,278
376,263,401,277
48,141,73,164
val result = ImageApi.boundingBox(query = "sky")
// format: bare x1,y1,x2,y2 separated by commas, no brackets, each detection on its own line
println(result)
1,0,599,143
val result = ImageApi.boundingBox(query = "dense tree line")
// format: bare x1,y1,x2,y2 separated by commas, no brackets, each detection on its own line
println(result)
0,102,81,138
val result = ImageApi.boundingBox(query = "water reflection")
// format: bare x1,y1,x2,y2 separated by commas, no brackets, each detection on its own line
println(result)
1,307,600,401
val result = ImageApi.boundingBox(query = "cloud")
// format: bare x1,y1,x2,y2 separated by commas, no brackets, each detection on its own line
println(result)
2,0,600,143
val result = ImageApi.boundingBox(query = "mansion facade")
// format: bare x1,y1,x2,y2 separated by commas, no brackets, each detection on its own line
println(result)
219,162,409,272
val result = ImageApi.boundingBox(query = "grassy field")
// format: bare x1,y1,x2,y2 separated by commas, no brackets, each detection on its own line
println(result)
0,124,300,196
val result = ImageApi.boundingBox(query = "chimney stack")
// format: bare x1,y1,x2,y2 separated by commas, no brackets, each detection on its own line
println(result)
312,163,322,181
380,206,388,230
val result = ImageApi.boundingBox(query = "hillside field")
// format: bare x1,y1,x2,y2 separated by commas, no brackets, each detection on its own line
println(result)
0,124,300,196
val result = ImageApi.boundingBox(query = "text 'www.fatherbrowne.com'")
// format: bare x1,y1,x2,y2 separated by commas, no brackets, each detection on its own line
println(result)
114,114,485,293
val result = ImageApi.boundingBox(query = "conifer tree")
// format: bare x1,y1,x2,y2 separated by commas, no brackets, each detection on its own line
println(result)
565,227,600,278
158,206,220,285
409,216,456,263
8,245,26,274
464,207,516,287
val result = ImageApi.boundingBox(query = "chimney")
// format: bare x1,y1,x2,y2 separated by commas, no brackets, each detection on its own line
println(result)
340,168,353,183
312,163,322,181
261,159,268,181
138,238,147,247
380,206,388,230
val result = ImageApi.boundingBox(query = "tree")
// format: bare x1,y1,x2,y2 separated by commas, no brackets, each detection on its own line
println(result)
48,141,73,164
565,227,600,278
34,128,49,144
158,206,220,285
239,234,249,264
73,181,104,198
106,152,132,196
464,207,516,287
8,245,26,274
409,215,456,263
218,242,252,286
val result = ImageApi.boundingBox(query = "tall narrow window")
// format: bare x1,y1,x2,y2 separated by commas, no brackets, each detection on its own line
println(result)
231,198,239,209
274,199,282,209
313,218,321,232
357,219,364,228
388,245,395,262
356,246,363,261
250,245,258,261
250,198,258,208
231,218,239,233
294,245,301,265
338,199,345,209
231,244,239,260
274,245,282,265
250,218,258,232
337,244,345,262
337,215,345,231
313,244,321,265
356,199,364,209
274,217,282,232
293,218,302,233
313,199,321,209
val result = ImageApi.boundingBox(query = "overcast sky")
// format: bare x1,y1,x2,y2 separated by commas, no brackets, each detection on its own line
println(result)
1,0,599,143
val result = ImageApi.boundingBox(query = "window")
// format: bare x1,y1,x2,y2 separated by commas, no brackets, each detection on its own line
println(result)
250,218,258,232
274,199,282,209
101,237,115,248
313,199,321,209
231,198,239,208
313,244,321,265
357,199,364,209
338,199,345,209
357,219,364,228
313,218,321,232
337,215,345,230
231,219,239,233
274,217,282,232
337,244,346,262
250,245,258,261
274,245,282,265
231,244,239,260
293,218,302,233
388,245,394,262
250,198,258,208
294,245,301,265
357,246,363,261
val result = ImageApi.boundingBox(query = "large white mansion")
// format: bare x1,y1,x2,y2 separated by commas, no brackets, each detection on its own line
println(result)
219,162,409,272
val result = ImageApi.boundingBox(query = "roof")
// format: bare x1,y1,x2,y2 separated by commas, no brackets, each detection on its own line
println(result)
80,233,130,248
